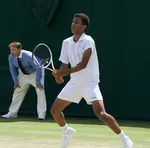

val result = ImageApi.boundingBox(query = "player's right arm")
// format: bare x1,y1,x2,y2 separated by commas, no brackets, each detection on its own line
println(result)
8,55,19,86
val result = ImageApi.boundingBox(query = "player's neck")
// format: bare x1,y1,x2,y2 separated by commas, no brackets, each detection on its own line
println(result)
73,33,83,43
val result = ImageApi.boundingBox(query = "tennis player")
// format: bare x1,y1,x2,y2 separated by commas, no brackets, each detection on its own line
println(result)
51,13,133,148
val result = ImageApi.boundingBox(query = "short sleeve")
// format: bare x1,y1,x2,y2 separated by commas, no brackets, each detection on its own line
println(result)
59,41,69,64
83,39,94,52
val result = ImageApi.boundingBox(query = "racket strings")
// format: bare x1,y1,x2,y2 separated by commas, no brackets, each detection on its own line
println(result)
41,58,50,65
32,43,55,71
33,44,51,67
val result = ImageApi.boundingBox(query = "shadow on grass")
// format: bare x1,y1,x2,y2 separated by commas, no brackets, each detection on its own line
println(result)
0,114,150,129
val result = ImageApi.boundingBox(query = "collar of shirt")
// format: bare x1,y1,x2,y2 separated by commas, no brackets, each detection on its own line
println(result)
72,33,86,43
17,50,23,58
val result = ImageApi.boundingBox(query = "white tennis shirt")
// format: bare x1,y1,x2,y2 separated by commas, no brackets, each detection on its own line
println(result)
59,33,100,86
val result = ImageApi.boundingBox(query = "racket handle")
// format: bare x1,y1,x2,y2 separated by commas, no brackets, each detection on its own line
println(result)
55,77,64,84
52,69,57,73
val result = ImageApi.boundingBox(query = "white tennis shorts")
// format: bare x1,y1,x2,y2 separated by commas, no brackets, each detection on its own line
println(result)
57,81,103,104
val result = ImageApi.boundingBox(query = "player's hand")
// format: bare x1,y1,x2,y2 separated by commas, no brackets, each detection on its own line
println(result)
36,84,44,90
55,77,64,84
14,84,20,90
52,69,64,78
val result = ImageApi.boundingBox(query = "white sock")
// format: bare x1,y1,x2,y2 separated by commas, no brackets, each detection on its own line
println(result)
61,124,69,134
119,130,126,141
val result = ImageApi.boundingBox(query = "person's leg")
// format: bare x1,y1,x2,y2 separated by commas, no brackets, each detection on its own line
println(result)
30,69,47,119
51,98,71,126
92,100,121,134
83,84,133,148
2,73,30,118
51,81,81,127
51,98,76,148
92,100,133,147
8,84,30,116
50,82,81,148
35,88,47,119
83,83,121,133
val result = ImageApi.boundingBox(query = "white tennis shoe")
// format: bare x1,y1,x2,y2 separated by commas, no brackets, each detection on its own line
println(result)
60,127,76,148
123,136,133,148
2,113,17,119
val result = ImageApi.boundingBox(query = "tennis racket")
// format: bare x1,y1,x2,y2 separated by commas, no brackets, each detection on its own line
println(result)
32,43,55,71
32,43,64,84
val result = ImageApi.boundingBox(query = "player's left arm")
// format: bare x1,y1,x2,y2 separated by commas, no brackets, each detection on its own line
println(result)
53,48,92,77
68,48,92,73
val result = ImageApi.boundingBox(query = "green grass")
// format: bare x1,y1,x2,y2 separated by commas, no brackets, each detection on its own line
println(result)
0,117,150,148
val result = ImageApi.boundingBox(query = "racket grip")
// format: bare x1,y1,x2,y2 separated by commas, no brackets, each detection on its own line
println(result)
52,69,57,73
55,77,64,84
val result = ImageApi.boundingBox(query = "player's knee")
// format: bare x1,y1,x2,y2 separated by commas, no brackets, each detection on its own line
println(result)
95,110,108,121
100,111,108,121
50,106,58,117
